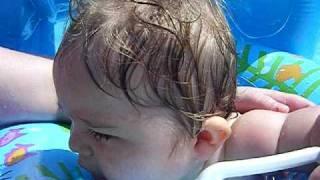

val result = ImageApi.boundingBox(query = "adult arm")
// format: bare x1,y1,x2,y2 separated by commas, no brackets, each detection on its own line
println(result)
0,47,67,127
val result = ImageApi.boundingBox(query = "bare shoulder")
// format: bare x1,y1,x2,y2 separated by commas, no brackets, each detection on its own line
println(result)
278,106,320,152
224,110,287,160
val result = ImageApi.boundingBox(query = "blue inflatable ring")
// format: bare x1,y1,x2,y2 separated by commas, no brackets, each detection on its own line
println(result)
0,123,93,179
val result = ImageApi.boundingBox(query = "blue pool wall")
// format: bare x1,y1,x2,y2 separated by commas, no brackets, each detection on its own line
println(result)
2,0,320,61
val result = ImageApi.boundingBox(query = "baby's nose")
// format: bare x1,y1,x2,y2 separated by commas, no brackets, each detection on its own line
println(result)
69,129,93,157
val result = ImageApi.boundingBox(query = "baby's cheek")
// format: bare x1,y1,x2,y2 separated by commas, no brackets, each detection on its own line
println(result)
95,140,139,173
118,144,168,178
97,149,145,179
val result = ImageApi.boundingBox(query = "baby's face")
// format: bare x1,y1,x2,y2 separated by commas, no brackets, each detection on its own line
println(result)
53,52,202,180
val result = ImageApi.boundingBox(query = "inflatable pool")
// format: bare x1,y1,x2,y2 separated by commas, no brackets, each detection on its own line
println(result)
224,0,320,62
1,0,320,179
223,0,320,104
0,123,93,179
0,0,68,57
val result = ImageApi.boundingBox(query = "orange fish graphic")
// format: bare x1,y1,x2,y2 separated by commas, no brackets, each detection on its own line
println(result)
4,144,34,166
276,64,302,82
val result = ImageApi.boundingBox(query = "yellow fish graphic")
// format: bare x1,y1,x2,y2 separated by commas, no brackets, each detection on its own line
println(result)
4,144,34,166
276,64,302,82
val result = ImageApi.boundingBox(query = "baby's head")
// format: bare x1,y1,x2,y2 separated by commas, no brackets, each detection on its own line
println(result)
53,0,236,179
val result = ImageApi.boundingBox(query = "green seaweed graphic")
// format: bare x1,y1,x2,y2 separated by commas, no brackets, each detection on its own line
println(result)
237,45,267,74
237,45,298,94
15,175,29,180
37,164,59,180
58,162,73,180
74,166,85,179
37,162,85,180
237,44,320,99
304,79,320,98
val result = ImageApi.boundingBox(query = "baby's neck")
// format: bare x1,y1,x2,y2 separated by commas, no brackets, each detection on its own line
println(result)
203,141,226,169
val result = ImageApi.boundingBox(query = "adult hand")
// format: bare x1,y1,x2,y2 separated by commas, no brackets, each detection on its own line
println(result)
235,86,315,113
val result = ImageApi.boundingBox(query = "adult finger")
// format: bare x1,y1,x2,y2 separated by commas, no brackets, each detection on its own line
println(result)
260,93,290,113
268,92,315,112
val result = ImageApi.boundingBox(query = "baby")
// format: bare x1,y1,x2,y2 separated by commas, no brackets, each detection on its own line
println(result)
50,0,320,179
0,0,319,179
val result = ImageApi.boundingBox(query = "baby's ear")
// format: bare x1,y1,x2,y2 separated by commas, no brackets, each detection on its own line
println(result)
193,116,231,161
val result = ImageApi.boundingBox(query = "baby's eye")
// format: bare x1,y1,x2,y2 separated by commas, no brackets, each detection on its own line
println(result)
88,129,114,142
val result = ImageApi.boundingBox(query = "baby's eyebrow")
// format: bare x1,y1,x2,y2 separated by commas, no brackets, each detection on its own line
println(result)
56,102,117,129
79,117,118,129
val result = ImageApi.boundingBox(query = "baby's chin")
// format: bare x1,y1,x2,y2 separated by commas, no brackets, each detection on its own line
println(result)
78,158,107,179
84,166,108,180
92,174,108,180
87,169,108,180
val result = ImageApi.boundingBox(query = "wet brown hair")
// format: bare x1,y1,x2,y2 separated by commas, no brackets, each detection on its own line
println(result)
55,0,237,138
